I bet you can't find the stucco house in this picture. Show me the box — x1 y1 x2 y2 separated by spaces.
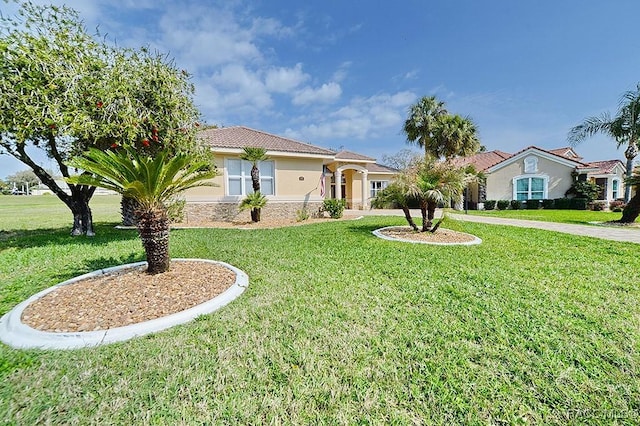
455 146 626 209
184 126 397 221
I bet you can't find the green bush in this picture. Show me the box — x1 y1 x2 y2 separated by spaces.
526 199 540 210
296 208 310 222
497 200 510 210
483 200 496 210
541 199 555 209
554 198 571 209
322 198 346 219
570 198 588 210
510 200 522 210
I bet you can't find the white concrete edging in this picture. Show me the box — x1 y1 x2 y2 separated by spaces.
0 259 248 350
372 226 482 246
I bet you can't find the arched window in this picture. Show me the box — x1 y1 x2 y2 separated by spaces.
524 156 538 173
513 175 548 200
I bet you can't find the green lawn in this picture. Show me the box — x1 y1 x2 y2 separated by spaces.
1 196 640 424
463 207 638 225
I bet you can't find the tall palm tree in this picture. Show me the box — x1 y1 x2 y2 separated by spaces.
432 114 481 160
66 146 216 274
619 165 640 223
240 147 268 221
568 84 640 202
403 96 448 158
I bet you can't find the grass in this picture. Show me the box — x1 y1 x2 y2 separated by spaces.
2 196 640 424
463 207 638 225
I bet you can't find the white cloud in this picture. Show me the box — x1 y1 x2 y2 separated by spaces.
265 63 309 93
292 82 342 105
288 90 416 141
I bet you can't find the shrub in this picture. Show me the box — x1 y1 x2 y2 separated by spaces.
322 198 346 219
565 181 601 202
609 200 626 212
484 200 496 210
296 208 310 222
570 197 588 210
590 201 607 211
526 199 540 210
497 200 510 210
554 198 571 209
541 199 555 209
510 200 522 210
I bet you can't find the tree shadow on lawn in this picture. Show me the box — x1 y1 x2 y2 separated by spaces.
0 222 139 252
49 252 145 284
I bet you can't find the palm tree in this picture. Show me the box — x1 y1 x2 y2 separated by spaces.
66 146 216 274
412 160 466 231
240 147 268 222
568 84 640 203
239 191 268 222
432 114 481 160
240 147 268 192
619 165 640 223
371 171 419 231
403 96 448 158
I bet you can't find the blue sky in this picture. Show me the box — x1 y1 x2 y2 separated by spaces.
2 0 640 179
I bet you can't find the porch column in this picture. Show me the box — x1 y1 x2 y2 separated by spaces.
361 171 368 209
335 170 342 200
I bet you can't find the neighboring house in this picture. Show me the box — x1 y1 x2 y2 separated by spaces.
454 146 626 209
185 126 397 221
30 179 116 196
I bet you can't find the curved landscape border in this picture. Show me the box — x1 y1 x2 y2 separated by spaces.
0 259 248 350
372 226 482 246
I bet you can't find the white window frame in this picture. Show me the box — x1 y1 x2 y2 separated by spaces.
612 178 620 199
512 175 548 201
226 158 275 196
524 156 538 173
370 180 389 198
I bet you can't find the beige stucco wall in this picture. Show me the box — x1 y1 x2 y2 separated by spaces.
184 154 324 201
485 155 573 201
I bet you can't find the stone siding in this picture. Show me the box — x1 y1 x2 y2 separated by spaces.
185 201 325 222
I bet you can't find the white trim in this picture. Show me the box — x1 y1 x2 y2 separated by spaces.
488 147 589 173
512 174 549 200
211 147 334 160
336 164 368 173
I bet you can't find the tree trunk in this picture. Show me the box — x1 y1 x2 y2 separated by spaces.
136 207 170 274
618 193 640 223
121 196 139 226
250 208 261 222
624 143 638 202
420 201 430 232
401 206 418 231
68 188 95 236
251 165 260 192
427 202 437 230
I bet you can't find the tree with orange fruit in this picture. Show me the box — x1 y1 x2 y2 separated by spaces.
0 1 202 236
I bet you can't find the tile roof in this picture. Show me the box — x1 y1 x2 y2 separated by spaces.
587 160 624 174
198 126 336 156
367 163 398 173
549 147 583 160
335 150 376 162
450 150 513 172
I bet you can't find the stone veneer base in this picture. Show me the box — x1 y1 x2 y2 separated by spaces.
185 201 325 222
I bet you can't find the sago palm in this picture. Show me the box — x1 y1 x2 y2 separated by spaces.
239 191 268 222
67 146 216 274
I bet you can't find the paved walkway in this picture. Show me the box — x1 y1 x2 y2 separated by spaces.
344 209 640 244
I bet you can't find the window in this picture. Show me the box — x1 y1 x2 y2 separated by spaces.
226 159 275 196
524 156 538 173
612 179 620 199
370 180 388 198
514 176 546 200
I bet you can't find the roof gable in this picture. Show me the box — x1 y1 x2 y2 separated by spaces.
487 146 591 173
587 160 626 175
198 126 336 156
335 150 376 162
